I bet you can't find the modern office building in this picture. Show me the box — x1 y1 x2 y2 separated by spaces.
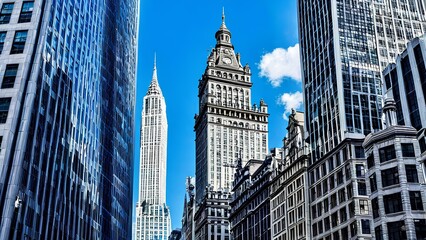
298 0 426 238
194 11 269 203
230 157 274 240
135 59 171 240
0 0 138 239
382 34 426 130
270 110 310 240
363 98 426 239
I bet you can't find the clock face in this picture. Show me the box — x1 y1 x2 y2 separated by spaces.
222 57 232 64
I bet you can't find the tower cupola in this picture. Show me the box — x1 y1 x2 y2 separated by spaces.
215 8 233 48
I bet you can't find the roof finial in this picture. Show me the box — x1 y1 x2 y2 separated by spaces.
222 7 225 24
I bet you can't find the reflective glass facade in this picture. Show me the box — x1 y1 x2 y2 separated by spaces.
0 0 138 239
383 35 426 130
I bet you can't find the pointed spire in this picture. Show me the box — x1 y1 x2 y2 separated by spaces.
147 53 162 95
222 7 225 25
215 7 232 46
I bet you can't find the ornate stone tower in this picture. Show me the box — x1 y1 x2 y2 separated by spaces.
194 11 269 202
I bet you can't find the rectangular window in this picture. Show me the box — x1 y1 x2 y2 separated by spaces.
415 219 426 239
361 219 371 234
360 200 369 215
379 145 396 162
338 189 346 203
381 167 399 187
18 1 33 23
405 165 419 183
375 225 383 240
370 173 377 192
340 207 347 222
0 97 11 123
384 193 403 214
410 191 423 210
330 174 335 189
355 146 365 158
401 143 415 157
0 31 6 54
1 64 18 88
324 216 330 231
341 226 348 239
372 198 379 218
337 170 344 185
0 3 14 24
11 30 27 54
331 212 338 227
388 221 406 240
350 221 357 237
349 201 355 217
358 182 367 195
367 154 375 168
356 164 365 178
345 164 351 180
323 198 329 212
330 193 337 208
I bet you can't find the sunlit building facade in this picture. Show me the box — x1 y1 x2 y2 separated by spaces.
298 0 426 239
363 98 426 240
0 0 138 239
194 11 269 203
135 60 171 240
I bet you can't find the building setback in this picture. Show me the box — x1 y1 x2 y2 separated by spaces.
270 110 310 240
0 0 138 239
298 0 426 239
363 98 426 239
135 59 171 240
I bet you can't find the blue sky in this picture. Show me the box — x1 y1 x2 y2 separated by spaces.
134 0 302 229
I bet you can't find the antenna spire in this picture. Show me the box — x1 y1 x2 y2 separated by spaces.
222 7 225 24
154 52 157 70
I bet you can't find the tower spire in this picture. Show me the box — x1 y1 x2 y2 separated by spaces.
147 53 161 95
222 7 225 25
154 52 157 70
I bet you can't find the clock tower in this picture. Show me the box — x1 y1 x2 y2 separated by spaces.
194 10 269 203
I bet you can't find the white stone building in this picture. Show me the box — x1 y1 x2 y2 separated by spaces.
135 59 171 240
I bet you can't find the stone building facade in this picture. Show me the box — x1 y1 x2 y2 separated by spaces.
363 98 426 239
230 158 274 240
194 11 269 202
135 59 171 240
270 110 310 240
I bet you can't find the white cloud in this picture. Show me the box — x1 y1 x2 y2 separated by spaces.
259 44 301 87
278 91 304 120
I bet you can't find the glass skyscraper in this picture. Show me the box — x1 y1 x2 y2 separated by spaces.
298 0 426 239
0 0 138 239
135 59 171 240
